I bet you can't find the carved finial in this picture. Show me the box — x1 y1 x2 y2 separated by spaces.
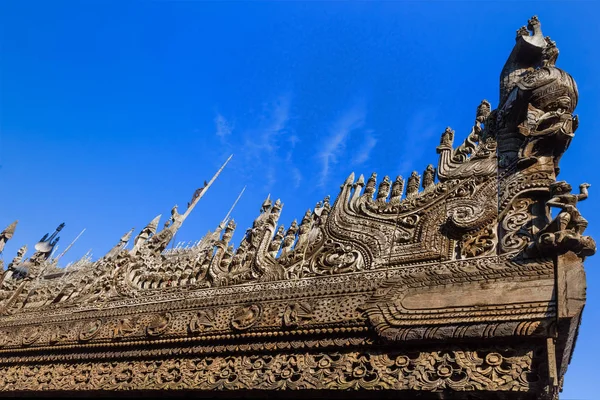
364 173 377 198
132 215 161 254
283 220 299 251
271 199 283 216
406 171 420 198
527 15 541 33
345 172 355 185
376 176 392 202
8 245 27 271
355 174 365 186
0 220 18 254
269 225 286 257
542 36 559 67
476 100 491 124
516 26 529 39
261 195 272 213
422 165 436 189
222 219 236 244
390 176 404 202
104 228 134 260
439 127 455 148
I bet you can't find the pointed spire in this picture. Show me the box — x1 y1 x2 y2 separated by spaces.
132 215 161 254
105 228 134 259
261 194 272 213
183 154 232 218
0 220 18 254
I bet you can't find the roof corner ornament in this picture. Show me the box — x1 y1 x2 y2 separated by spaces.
0 221 18 254
495 16 587 260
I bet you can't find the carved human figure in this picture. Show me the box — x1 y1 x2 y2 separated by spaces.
164 205 180 228
406 171 420 198
390 176 404 202
422 165 435 189
534 181 595 257
377 176 391 202
364 173 377 198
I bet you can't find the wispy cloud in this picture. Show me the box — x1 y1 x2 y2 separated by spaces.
241 94 294 190
215 113 234 138
397 108 440 174
351 129 377 165
317 102 367 187
291 166 302 189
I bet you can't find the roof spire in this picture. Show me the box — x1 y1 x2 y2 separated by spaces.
143 155 233 254
0 220 18 254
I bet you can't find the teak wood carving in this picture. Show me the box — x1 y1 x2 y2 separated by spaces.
0 16 593 399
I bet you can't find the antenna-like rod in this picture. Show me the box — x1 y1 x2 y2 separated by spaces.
221 185 246 226
54 228 86 262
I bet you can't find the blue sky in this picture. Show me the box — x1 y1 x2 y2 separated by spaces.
1 1 600 397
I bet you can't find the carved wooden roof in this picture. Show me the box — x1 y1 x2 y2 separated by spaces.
0 16 593 399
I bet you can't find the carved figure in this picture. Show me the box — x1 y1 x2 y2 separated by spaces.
533 181 595 257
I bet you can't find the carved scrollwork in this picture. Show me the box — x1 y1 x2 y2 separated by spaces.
500 198 534 253
459 226 497 259
0 347 543 392
309 239 365 276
